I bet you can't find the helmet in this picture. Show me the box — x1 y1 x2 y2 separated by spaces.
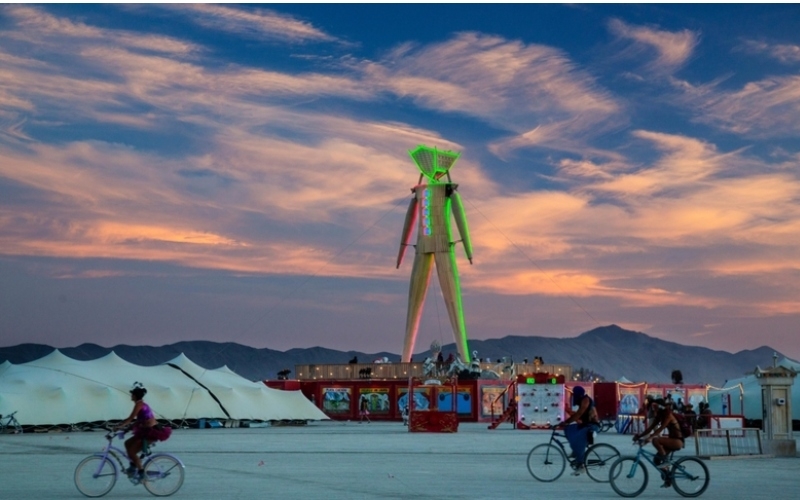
572 386 586 405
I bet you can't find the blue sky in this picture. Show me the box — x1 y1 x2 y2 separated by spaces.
1 4 799 360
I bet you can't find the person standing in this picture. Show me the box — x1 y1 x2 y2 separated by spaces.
359 397 371 424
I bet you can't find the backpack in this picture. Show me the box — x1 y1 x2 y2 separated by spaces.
675 413 693 439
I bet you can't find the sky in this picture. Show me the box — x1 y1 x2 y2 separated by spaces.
1 4 799 360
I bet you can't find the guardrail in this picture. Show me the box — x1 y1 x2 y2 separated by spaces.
693 428 763 457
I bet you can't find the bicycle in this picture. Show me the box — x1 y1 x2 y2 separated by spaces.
74 428 185 497
608 439 710 497
597 417 616 433
0 411 23 434
526 426 620 482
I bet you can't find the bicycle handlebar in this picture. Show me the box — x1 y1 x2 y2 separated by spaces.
103 426 128 440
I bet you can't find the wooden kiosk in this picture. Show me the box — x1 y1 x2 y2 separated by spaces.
407 376 459 433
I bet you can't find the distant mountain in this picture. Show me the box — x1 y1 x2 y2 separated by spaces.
463 325 783 387
0 325 785 386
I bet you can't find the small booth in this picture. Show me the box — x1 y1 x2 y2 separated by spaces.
406 377 459 433
516 373 566 429
754 364 797 456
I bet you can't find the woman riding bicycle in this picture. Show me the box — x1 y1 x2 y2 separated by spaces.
115 383 172 480
633 398 684 487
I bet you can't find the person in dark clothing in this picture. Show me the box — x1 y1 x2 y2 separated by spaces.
557 386 599 475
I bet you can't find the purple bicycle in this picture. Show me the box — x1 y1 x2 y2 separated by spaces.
74 428 184 497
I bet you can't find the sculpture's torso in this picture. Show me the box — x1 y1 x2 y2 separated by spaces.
413 183 456 254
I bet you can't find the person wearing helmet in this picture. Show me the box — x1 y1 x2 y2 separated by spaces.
557 385 599 475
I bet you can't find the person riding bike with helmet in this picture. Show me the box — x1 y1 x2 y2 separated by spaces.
556 386 600 475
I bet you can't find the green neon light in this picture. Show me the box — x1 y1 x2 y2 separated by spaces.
527 377 535 384
409 145 460 182
446 196 469 363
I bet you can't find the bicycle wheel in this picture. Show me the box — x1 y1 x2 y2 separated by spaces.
609 456 648 497
584 443 620 482
671 457 710 497
74 456 117 497
143 454 185 496
526 443 566 482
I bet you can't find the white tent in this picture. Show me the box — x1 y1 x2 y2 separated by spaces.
166 354 330 421
708 357 800 420
0 350 327 426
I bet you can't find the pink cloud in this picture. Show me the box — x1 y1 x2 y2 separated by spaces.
166 4 338 44
608 18 699 71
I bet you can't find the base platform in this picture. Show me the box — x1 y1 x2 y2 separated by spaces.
409 410 459 432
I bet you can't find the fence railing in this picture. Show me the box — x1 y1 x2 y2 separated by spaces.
488 379 517 427
293 362 571 381
693 428 763 457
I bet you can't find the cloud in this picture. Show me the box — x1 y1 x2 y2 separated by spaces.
738 39 800 64
362 32 620 156
607 18 699 72
4 5 198 55
565 130 800 245
680 75 800 137
588 130 729 198
164 4 339 44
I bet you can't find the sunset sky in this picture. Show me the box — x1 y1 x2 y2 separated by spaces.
1 4 799 360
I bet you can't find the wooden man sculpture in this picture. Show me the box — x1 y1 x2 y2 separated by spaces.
396 145 473 363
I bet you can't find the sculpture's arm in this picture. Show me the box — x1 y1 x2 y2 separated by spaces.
396 196 418 268
450 191 473 264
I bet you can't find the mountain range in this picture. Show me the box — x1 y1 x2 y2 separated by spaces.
0 325 785 386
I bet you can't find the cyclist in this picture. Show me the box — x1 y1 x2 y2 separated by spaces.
633 398 684 487
557 386 599 475
115 383 172 480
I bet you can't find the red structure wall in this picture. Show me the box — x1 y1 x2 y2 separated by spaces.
268 378 710 425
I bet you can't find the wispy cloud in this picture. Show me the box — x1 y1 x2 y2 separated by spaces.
607 18 699 73
165 4 340 44
361 32 621 158
4 5 198 55
678 75 800 136
369 32 619 130
738 39 800 64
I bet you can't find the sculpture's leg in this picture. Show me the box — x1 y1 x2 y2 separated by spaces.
402 253 434 362
434 251 470 363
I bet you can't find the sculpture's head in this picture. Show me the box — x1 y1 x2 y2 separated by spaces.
409 145 460 183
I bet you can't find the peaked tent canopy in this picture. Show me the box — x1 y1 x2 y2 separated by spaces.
166 353 328 421
0 350 327 426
